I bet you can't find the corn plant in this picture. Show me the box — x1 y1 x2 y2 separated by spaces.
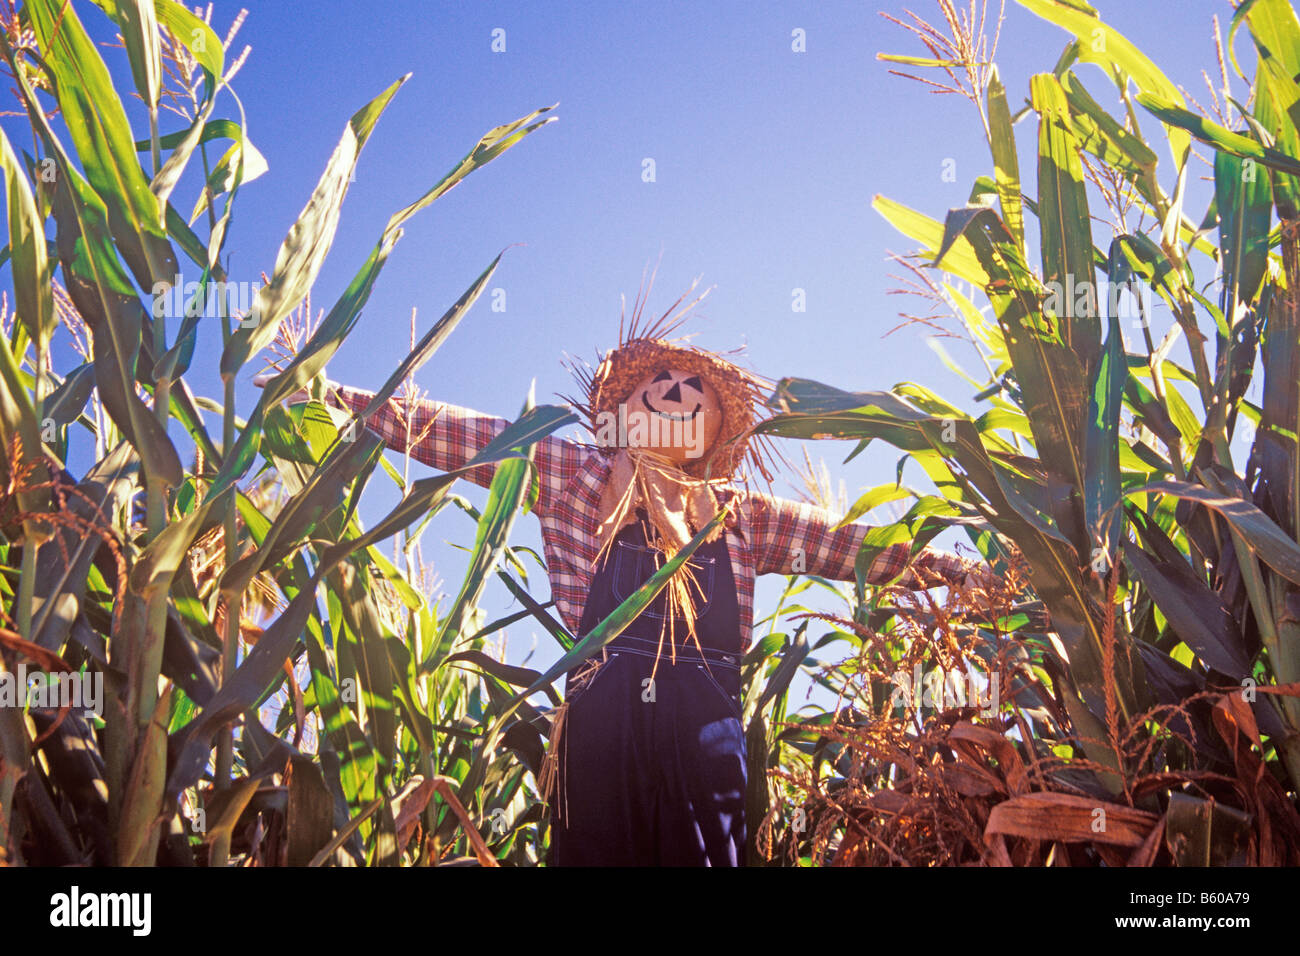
757 0 1300 864
0 0 590 866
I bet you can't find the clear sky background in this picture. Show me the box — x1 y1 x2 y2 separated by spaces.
11 1 1240 701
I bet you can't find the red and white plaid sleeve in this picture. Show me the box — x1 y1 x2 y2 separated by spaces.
327 384 587 514
744 491 981 588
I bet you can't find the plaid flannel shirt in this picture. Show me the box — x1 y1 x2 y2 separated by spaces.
330 386 981 651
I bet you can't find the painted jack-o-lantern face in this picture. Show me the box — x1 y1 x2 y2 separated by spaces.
630 367 723 464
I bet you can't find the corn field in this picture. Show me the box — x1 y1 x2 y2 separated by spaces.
1 0 1300 869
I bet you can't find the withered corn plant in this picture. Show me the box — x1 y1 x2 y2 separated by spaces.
756 0 1300 865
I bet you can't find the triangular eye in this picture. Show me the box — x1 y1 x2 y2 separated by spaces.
682 375 703 392
652 370 673 383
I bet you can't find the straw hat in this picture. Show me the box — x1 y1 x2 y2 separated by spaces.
563 272 776 482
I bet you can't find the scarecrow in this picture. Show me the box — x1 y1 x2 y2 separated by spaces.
265 282 990 866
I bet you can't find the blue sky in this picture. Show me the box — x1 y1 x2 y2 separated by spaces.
11 0 1241 699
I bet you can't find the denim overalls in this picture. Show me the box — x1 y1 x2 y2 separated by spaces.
548 509 747 866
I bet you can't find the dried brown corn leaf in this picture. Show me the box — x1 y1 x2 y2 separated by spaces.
949 721 1029 795
985 792 1157 847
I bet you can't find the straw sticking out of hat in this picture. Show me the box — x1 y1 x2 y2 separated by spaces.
560 266 779 483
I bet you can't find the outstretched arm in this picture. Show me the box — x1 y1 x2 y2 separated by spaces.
327 384 506 479
744 491 983 588
258 377 587 515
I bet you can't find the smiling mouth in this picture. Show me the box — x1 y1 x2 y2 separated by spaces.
641 391 702 422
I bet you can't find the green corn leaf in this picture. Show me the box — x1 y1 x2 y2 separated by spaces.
129 487 232 598
0 128 54 365
165 401 575 793
759 379 966 473
1234 0 1300 216
245 499 381 823
112 0 162 111
132 118 249 154
1214 148 1273 312
877 53 961 68
1133 479 1300 585
495 569 576 651
167 574 323 796
24 0 176 290
213 102 555 501
1016 0 1190 164
1254 56 1300 218
873 195 991 286
42 362 96 435
1083 243 1129 561
220 75 410 380
443 651 562 705
1059 70 1159 207
189 138 269 224
986 65 1025 249
937 205 1089 499
0 323 49 522
383 104 556 231
92 0 224 80
256 101 555 406
1136 93 1300 179
9 38 183 488
1032 72 1101 381
215 429 384 594
435 397 537 662
754 625 810 714
1110 231 1191 319
148 81 219 206
49 179 181 485
157 1 222 77
1123 521 1250 678
328 558 399 776
836 482 917 528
